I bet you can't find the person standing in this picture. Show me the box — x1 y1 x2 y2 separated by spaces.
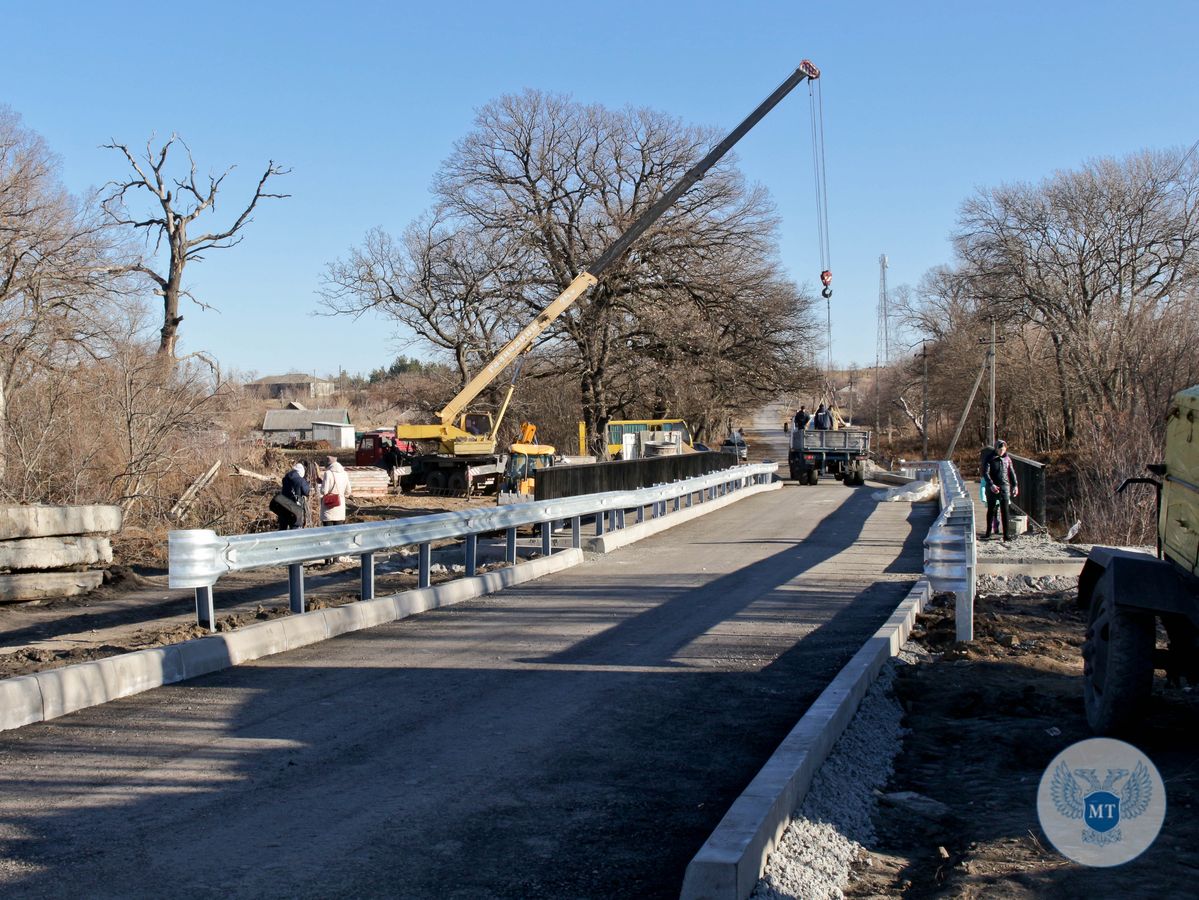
280 462 310 529
320 455 351 524
813 404 833 430
793 406 810 431
984 439 1020 542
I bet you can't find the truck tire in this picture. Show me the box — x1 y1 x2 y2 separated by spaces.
790 465 802 481
447 471 468 494
426 470 447 492
807 469 819 486
1083 570 1156 735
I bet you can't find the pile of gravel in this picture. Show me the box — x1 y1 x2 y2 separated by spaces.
976 573 1078 595
751 661 907 900
974 531 1089 559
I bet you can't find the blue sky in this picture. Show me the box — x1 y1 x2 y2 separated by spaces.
5 1 1197 379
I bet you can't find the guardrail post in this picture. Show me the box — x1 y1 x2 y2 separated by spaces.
419 542 431 588
360 552 375 601
674 495 681 512
595 513 605 536
288 563 305 614
636 505 645 524
464 534 477 577
505 527 517 563
571 516 581 549
195 586 214 631
541 521 553 556
617 509 626 529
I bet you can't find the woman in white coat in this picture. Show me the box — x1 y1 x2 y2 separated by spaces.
319 455 352 525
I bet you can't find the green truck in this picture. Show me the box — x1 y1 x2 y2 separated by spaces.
1078 384 1199 733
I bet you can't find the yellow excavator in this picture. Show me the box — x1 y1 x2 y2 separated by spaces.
395 60 822 496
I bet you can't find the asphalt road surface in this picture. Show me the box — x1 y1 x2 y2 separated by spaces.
0 475 933 899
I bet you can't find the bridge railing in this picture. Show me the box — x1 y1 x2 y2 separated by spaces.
169 462 779 630
923 460 976 641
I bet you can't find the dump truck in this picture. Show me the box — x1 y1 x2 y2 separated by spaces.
1077 383 1199 734
788 427 870 485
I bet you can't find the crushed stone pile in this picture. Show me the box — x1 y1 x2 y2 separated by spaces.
752 661 907 900
976 573 1078 595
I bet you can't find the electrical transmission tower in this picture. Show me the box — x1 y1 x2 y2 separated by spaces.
875 254 892 436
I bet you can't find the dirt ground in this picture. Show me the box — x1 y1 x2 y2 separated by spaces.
847 587 1199 898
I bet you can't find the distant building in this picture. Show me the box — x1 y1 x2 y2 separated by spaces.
247 373 335 400
261 409 351 445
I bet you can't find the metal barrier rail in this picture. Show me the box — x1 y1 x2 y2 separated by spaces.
923 460 977 641
170 463 779 630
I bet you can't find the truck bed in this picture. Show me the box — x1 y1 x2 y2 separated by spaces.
789 429 871 453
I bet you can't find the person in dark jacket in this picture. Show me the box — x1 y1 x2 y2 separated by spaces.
813 404 833 430
276 462 310 530
983 440 1019 541
793 406 810 430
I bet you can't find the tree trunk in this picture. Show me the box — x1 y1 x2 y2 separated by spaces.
1051 332 1076 444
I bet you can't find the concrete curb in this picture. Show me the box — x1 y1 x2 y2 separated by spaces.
582 480 782 554
0 548 583 734
977 560 1085 578
679 578 932 900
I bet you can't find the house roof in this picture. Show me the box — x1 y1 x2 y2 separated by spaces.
262 409 350 431
250 373 333 386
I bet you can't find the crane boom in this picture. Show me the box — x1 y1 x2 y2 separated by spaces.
435 59 821 426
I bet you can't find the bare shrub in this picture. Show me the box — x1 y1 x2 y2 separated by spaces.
1066 411 1163 546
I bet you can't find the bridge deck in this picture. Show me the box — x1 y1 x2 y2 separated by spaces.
0 467 933 898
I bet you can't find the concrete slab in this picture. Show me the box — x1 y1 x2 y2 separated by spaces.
0 535 112 570
0 570 105 603
0 504 122 541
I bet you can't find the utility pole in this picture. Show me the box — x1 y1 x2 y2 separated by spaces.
920 342 929 460
978 317 1005 448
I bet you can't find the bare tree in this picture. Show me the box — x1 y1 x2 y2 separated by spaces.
101 136 289 357
324 90 818 451
953 147 1199 440
0 107 131 482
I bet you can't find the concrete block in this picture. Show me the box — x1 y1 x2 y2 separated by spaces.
0 675 44 732
0 504 122 541
36 661 113 720
278 611 329 651
178 635 236 680
35 647 186 719
216 620 288 665
0 570 105 603
0 535 112 571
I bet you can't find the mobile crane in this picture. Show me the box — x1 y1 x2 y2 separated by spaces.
396 60 823 494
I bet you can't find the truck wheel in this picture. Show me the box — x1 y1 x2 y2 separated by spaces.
426 470 447 492
1083 570 1156 735
807 469 819 486
447 472 468 494
789 466 801 481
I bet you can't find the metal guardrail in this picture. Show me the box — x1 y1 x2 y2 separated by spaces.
170 463 779 631
923 460 976 641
